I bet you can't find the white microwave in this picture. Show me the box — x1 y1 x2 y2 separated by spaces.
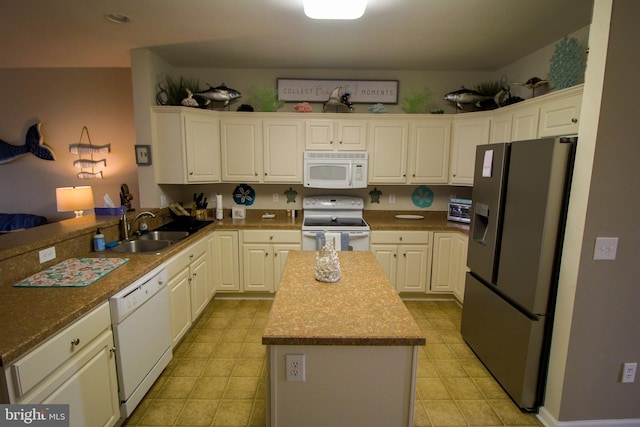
304 152 368 189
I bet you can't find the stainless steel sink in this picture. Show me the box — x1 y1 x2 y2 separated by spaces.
110 239 175 254
138 231 189 242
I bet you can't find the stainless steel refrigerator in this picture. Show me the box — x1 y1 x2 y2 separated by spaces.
461 136 576 411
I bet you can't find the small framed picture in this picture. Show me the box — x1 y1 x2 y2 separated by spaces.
135 145 151 165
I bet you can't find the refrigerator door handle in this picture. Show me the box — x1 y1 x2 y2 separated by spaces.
472 202 490 244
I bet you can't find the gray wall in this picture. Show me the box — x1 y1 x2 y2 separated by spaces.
559 0 640 420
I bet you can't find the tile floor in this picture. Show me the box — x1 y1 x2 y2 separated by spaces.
123 299 542 426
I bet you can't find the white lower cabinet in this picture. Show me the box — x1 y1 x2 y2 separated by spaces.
370 231 432 293
211 230 241 292
2 302 120 427
431 232 468 300
241 230 301 292
167 234 212 347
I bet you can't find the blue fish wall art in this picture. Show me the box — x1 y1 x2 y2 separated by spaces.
0 123 56 164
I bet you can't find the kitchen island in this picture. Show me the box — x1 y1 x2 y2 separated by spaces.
262 251 425 427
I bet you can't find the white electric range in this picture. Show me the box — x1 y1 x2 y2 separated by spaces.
301 195 370 251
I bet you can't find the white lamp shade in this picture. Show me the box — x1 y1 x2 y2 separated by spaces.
56 186 94 215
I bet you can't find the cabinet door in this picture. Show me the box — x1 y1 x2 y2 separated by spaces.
397 245 430 293
184 112 221 182
152 108 185 184
453 234 469 302
305 120 335 150
370 245 398 289
337 120 367 150
242 244 274 292
538 93 581 137
169 267 191 347
273 243 300 291
190 251 209 320
431 233 455 293
221 118 263 182
511 105 540 142
408 119 451 184
450 117 490 185
42 331 120 427
368 121 409 184
212 231 240 292
490 112 512 144
263 119 304 182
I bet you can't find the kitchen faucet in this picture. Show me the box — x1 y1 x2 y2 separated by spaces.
121 211 156 240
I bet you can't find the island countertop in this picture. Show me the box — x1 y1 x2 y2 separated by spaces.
262 251 426 346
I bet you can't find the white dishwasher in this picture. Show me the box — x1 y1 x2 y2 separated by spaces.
109 263 172 419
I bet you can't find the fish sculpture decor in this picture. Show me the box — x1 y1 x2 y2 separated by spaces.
443 87 493 111
195 83 242 110
0 123 56 164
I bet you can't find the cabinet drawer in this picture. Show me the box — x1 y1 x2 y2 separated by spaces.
166 235 209 277
242 230 301 244
10 302 111 398
370 231 431 245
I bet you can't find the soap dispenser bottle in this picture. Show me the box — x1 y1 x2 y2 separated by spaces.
94 228 106 252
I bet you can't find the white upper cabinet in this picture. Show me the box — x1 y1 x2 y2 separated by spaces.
511 105 540 142
490 111 512 144
152 107 221 184
367 120 409 184
538 91 581 137
305 119 367 151
407 117 451 184
220 116 263 182
450 115 490 185
263 119 304 183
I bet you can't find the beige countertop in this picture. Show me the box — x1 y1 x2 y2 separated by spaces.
262 251 426 346
0 208 458 365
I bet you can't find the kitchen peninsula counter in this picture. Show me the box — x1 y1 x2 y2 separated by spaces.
262 251 425 427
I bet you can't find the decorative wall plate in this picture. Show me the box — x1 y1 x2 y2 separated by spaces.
411 185 434 208
233 184 256 206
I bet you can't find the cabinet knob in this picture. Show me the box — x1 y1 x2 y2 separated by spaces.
330 141 334 144
571 118 578 124
403 253 407 257
270 236 274 240
265 252 269 257
255 173 258 176
189 172 194 175
190 254 194 259
399 236 403 241
339 141 343 144
109 347 117 354
265 172 268 176
413 174 416 177
393 254 397 258
193 272 197 277
274 252 278 257
71 338 80 346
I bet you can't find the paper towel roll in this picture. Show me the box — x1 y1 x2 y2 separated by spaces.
216 194 223 220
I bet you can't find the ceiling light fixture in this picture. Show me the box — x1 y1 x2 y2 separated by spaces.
304 0 367 20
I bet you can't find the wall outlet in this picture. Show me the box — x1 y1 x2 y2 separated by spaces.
39 246 56 263
273 193 279 202
285 354 305 381
160 195 168 207
621 362 637 383
388 194 396 203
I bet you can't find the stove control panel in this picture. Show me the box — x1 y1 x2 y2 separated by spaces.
303 196 364 210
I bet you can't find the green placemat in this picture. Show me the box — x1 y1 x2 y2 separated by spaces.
14 257 129 288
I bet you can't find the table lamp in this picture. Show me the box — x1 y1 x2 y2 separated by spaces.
56 186 94 217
